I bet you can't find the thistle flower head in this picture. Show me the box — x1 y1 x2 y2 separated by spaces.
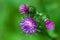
44 19 55 30
19 4 29 14
20 17 37 34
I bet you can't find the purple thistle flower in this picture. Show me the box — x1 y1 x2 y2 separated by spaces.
44 19 55 30
20 17 37 34
19 4 29 14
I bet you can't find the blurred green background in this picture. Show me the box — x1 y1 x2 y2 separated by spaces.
0 0 60 40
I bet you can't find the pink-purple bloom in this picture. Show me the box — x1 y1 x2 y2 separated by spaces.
19 4 29 14
20 17 37 34
44 19 55 30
